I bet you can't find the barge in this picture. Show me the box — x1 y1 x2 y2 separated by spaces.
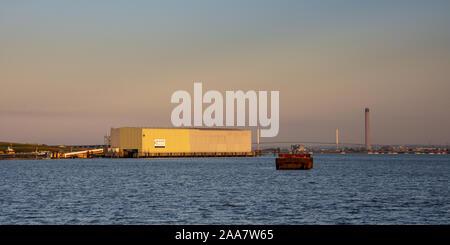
276 154 313 170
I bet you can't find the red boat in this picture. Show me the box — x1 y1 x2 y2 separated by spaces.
276 154 313 170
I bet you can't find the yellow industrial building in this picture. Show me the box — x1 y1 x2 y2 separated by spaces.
109 127 252 157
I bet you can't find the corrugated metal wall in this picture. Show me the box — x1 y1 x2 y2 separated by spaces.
141 128 191 153
189 129 251 153
110 127 142 151
111 128 251 153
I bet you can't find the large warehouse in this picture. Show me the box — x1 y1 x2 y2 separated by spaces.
109 127 252 157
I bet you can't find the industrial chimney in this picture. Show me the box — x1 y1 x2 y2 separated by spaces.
336 128 339 151
365 108 371 151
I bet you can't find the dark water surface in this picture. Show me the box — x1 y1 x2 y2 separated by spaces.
0 154 448 224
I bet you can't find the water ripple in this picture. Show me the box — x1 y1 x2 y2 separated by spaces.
0 154 449 224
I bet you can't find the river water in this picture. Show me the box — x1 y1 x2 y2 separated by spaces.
0 154 448 224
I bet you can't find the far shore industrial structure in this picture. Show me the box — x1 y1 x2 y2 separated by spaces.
107 127 253 157
2 108 449 160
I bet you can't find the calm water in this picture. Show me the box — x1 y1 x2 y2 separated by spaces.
0 154 448 224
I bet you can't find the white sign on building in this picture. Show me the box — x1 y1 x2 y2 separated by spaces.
154 139 166 148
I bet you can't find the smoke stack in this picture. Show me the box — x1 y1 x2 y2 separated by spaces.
365 108 371 150
336 128 339 151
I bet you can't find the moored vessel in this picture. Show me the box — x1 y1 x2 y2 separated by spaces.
276 154 313 170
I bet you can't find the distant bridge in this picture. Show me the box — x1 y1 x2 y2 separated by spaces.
252 141 366 146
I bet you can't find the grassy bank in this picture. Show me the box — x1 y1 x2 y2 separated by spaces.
0 142 73 153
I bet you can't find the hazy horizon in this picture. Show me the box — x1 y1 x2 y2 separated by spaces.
1 0 450 145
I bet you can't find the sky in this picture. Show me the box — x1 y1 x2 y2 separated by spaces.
1 0 450 145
